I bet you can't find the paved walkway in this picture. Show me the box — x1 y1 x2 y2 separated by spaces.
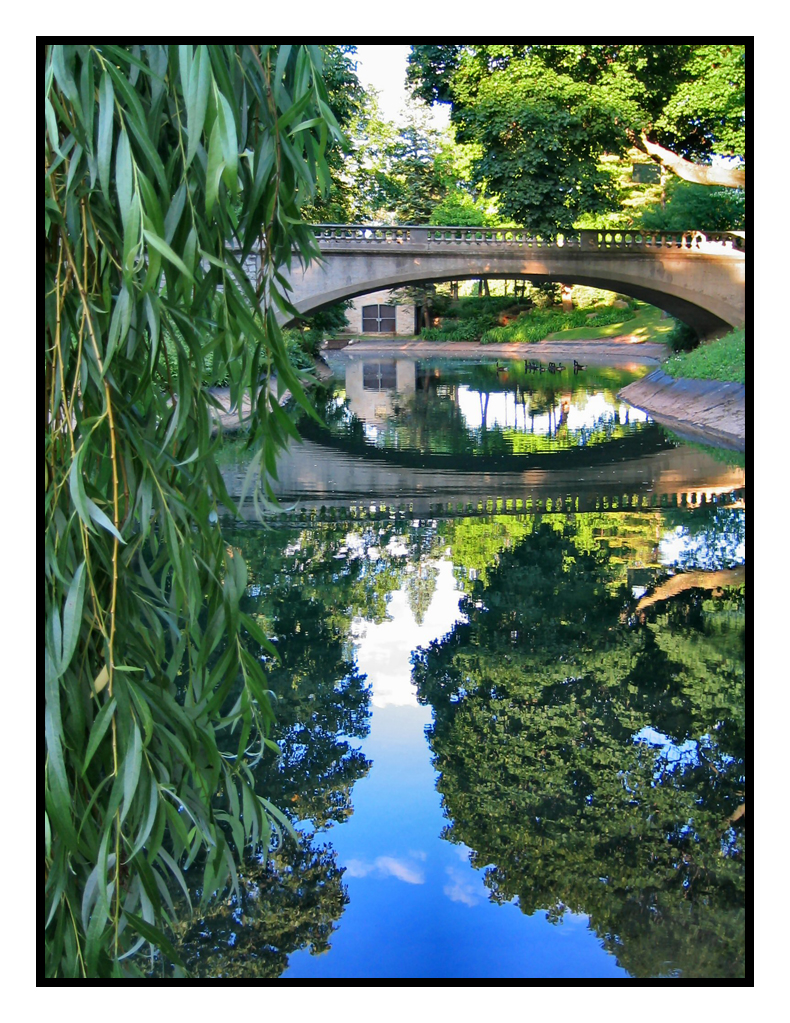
330 334 667 365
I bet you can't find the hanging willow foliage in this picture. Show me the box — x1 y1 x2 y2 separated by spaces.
44 43 341 978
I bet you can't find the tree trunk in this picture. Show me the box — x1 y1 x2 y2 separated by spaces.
640 134 745 189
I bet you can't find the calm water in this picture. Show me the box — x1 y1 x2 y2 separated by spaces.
177 355 746 979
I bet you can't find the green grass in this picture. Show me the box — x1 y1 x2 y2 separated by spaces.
662 328 745 384
544 303 675 342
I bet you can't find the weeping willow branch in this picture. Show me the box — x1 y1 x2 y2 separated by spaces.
44 42 343 980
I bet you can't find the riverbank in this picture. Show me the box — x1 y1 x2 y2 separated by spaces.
617 369 745 453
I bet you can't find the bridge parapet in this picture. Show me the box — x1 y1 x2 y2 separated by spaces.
310 224 745 254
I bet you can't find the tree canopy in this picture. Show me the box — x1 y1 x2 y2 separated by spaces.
407 44 746 234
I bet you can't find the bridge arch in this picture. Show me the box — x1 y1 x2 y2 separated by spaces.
275 226 745 338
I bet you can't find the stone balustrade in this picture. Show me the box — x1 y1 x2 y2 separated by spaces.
309 224 745 253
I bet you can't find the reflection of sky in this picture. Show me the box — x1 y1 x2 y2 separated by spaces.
455 387 648 435
659 520 746 568
633 726 699 774
456 387 523 430
283 551 628 980
354 559 464 708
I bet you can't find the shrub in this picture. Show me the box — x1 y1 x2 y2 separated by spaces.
665 320 700 352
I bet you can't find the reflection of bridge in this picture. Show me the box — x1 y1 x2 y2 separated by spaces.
221 439 745 522
270 226 746 339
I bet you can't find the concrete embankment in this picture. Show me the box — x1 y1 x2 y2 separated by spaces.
617 370 745 452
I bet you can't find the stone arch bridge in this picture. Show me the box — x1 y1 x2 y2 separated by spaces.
268 225 745 338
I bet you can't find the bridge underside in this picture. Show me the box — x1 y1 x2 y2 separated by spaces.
222 439 746 521
283 250 745 338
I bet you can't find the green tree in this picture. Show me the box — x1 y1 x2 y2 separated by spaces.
340 94 493 226
44 44 341 978
347 100 450 224
407 44 746 234
638 178 745 232
429 133 494 225
300 45 366 224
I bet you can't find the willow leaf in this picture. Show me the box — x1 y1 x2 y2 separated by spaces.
120 722 143 825
60 561 86 674
205 118 224 217
215 88 238 194
186 45 211 168
97 72 114 198
115 128 133 234
86 497 125 543
82 697 117 775
142 229 194 281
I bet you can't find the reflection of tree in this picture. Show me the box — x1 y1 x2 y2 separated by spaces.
412 517 746 978
256 586 371 829
233 521 409 629
305 364 657 460
406 562 439 625
440 511 662 594
661 505 745 572
227 519 452 828
171 834 348 978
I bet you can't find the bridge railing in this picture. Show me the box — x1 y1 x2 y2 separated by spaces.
309 225 745 253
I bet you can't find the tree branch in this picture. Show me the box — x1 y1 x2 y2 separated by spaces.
636 566 745 612
641 134 745 189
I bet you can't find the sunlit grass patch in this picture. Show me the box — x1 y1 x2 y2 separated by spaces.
545 303 674 342
662 328 745 384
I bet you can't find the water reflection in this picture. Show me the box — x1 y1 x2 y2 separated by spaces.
220 356 744 518
168 495 745 978
412 515 745 979
169 356 747 979
308 355 657 461
171 837 348 978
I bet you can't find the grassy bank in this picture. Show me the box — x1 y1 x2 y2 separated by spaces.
662 328 745 385
419 295 677 347
544 303 676 343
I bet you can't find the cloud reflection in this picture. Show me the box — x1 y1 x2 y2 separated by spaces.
344 855 425 884
443 864 483 907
